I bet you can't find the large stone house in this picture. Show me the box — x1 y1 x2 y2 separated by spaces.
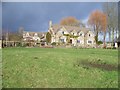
48 21 96 48
22 21 96 48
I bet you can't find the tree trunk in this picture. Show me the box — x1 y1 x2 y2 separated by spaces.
112 28 115 46
108 30 111 42
103 32 106 48
108 26 111 42
95 31 99 48
84 35 86 48
115 28 118 39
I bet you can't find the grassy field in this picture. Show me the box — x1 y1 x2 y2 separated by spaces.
2 47 118 88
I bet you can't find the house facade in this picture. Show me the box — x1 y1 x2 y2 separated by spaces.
23 31 47 46
48 21 96 48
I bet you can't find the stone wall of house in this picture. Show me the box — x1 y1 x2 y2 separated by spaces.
85 31 96 48
77 36 84 45
50 30 96 48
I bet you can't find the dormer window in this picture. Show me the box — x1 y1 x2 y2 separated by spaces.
26 32 29 37
62 31 64 34
80 33 82 36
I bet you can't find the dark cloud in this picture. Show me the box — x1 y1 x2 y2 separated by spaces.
2 2 102 32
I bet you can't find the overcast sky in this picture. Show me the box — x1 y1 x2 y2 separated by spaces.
2 2 103 32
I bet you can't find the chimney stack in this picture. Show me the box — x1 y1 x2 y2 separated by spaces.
49 20 52 28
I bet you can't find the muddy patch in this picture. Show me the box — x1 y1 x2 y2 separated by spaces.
74 59 118 71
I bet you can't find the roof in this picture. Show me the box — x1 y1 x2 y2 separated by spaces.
23 31 47 37
51 24 90 34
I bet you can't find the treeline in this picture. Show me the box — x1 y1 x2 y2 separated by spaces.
2 27 24 41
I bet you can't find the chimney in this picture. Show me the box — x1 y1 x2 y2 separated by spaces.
49 20 52 28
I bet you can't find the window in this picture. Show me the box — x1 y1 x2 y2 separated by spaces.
60 39 64 42
62 31 64 34
77 40 80 43
88 41 92 43
37 39 39 41
73 33 74 35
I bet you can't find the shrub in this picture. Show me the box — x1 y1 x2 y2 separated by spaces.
97 41 103 45
51 42 56 46
16 42 22 47
46 32 51 44
22 43 27 47
57 42 60 46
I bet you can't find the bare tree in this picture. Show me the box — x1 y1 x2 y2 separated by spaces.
102 2 118 44
88 10 107 47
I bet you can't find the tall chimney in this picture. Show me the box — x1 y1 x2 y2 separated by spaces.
49 20 52 28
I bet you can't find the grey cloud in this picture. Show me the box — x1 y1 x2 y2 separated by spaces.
2 2 102 32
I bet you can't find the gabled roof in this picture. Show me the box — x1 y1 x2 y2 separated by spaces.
51 24 90 35
23 31 47 37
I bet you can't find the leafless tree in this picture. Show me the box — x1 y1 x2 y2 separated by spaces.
102 2 118 44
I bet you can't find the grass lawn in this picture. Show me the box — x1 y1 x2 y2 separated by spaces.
2 47 118 88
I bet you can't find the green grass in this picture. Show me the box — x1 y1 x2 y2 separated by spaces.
2 47 118 88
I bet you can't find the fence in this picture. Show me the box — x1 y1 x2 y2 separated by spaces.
2 41 43 47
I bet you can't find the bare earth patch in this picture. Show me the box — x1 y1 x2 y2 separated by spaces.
74 59 118 71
